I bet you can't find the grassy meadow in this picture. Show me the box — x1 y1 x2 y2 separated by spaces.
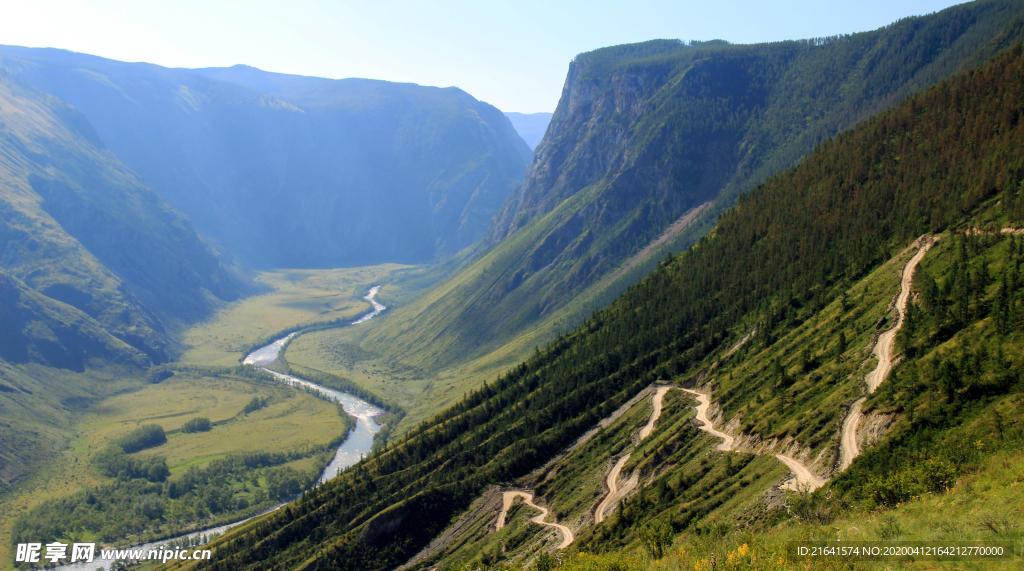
80 369 347 475
0 368 348 569
180 265 413 367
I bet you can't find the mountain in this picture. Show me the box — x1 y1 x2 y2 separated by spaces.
162 40 1024 571
0 68 247 492
0 69 241 363
504 112 553 150
0 51 534 268
360 0 1024 408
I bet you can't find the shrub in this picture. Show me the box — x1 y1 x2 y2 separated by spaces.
115 424 166 453
242 396 268 414
92 445 170 482
181 417 212 433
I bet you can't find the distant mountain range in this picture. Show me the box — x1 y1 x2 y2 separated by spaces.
504 112 553 150
0 50 533 268
0 51 534 492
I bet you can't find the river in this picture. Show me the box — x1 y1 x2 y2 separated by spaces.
51 286 387 571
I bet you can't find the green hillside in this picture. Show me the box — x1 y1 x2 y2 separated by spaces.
0 50 532 268
0 68 243 498
0 70 240 359
355 0 1024 426
162 40 1024 571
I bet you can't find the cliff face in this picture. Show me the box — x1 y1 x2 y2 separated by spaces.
366 0 1024 376
491 0 1024 254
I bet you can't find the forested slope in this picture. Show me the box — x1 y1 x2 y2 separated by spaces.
167 40 1024 571
363 0 1024 397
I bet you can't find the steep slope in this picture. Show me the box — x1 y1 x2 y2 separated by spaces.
0 51 532 267
362 0 1024 395
0 70 240 360
0 70 246 495
0 269 147 370
165 42 1024 571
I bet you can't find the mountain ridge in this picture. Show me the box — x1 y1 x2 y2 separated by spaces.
0 69 242 362
0 48 533 268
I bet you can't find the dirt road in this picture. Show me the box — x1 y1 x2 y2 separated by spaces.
838 398 865 470
865 238 934 393
496 491 574 549
841 236 936 469
594 386 671 523
776 454 828 492
594 454 632 523
681 389 734 451
639 386 671 439
682 389 827 490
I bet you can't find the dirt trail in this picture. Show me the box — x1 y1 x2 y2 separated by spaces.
639 386 671 439
600 203 711 289
594 455 631 523
682 389 826 490
839 398 865 471
776 454 828 492
681 389 734 451
594 386 671 523
840 236 936 469
496 491 574 549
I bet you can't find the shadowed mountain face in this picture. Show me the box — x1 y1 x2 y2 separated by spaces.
0 70 242 365
0 50 533 268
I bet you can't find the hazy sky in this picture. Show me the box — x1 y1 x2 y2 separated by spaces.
2 0 968 113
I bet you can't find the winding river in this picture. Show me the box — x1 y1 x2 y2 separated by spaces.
244 286 386 484
52 287 387 571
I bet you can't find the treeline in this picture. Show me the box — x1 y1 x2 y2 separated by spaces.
184 45 1024 571
181 417 212 433
93 425 171 482
12 445 338 547
116 424 166 453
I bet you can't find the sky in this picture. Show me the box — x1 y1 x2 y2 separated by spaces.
1 0 969 113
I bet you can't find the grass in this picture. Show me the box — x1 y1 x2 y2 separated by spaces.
79 370 347 472
436 449 1024 571
0 369 347 570
179 265 413 367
